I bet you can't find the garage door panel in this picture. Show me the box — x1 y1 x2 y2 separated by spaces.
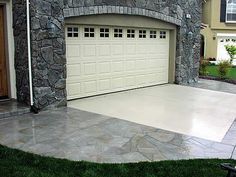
98 61 111 74
125 60 136 71
136 45 147 54
112 61 124 72
98 79 111 91
136 75 148 86
148 59 164 69
97 45 111 56
67 45 80 57
157 45 169 54
67 83 82 99
147 45 158 54
83 45 96 57
66 25 169 99
83 80 97 94
67 64 81 77
111 44 124 55
146 73 158 83
125 44 136 55
136 60 147 70
124 76 136 87
112 77 124 89
83 62 97 75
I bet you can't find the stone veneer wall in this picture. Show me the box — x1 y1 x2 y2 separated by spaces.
30 0 67 109
13 0 30 105
13 0 202 109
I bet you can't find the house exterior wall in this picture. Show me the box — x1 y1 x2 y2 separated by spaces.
210 0 236 30
13 0 202 110
201 0 236 59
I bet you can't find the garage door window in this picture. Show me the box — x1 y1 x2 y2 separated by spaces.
114 29 123 38
220 38 236 43
127 29 135 38
160 31 167 39
100 28 109 38
84 27 95 37
150 30 157 38
139 30 146 38
67 27 79 38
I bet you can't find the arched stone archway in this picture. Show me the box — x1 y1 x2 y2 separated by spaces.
63 6 181 26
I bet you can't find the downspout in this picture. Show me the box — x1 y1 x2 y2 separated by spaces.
26 0 38 113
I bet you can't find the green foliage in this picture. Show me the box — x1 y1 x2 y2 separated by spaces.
225 45 236 62
199 59 210 76
0 145 236 177
218 60 232 79
205 65 236 80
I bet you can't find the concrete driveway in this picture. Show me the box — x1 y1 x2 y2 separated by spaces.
68 84 236 142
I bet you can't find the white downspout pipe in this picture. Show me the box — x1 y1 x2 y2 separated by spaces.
26 0 34 107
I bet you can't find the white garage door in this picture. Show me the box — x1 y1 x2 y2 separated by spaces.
66 25 170 100
217 36 236 60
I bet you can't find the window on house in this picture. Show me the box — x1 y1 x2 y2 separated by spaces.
160 31 167 39
127 29 135 38
100 28 109 38
67 27 79 38
139 30 146 38
150 30 157 38
226 0 236 22
84 27 95 37
114 28 123 38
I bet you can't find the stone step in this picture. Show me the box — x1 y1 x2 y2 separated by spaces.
0 100 30 119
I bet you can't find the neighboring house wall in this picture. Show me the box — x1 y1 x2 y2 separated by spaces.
202 0 211 25
12 0 202 109
201 0 236 59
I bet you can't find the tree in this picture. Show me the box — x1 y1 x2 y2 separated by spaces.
225 45 236 63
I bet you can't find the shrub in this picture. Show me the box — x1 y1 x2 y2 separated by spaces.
208 62 216 66
225 45 236 63
218 60 232 79
199 59 209 76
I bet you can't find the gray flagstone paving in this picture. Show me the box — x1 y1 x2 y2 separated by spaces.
0 107 235 163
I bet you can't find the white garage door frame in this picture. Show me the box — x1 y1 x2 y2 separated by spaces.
65 14 177 100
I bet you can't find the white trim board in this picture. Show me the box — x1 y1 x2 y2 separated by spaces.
217 33 236 37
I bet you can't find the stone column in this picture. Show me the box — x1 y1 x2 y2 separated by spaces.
30 0 67 109
13 0 30 105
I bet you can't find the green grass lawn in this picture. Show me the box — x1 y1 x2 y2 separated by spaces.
206 65 236 80
0 145 236 177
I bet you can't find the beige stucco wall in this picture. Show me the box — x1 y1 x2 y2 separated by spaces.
0 0 16 98
201 26 217 59
203 0 236 30
202 0 211 25
201 0 236 59
211 0 236 30
66 14 177 83
66 14 176 30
